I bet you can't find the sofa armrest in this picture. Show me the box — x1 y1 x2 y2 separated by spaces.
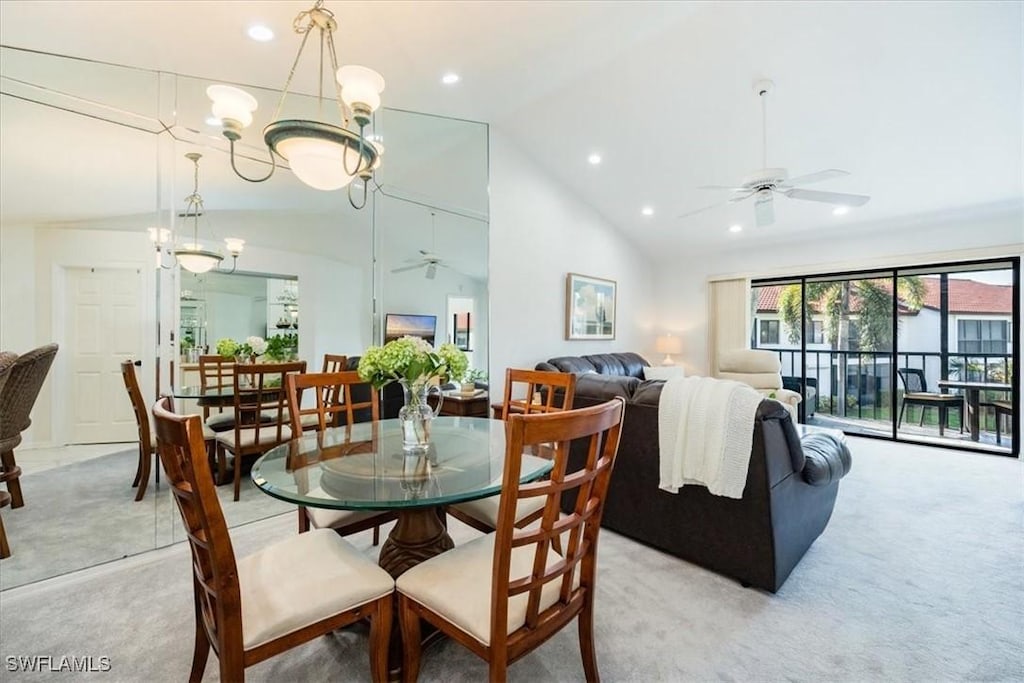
800 432 852 486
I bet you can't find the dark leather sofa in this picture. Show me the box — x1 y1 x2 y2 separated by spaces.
536 352 851 592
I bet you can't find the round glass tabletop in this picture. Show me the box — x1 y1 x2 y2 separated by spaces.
251 417 553 511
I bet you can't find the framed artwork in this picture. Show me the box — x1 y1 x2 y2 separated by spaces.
565 273 616 340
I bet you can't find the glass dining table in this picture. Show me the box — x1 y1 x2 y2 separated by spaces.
251 416 554 578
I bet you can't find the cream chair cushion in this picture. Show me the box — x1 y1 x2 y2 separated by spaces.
304 487 383 529
238 528 393 650
450 494 546 529
396 532 579 646
215 425 292 450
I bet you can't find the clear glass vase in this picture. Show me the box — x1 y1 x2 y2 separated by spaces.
399 380 443 453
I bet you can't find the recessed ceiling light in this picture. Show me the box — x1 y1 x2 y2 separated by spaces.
248 25 274 42
832 206 850 216
641 206 654 216
729 224 743 233
205 116 221 126
587 153 602 165
441 72 460 85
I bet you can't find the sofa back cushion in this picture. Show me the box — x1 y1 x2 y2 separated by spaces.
541 356 599 375
574 373 641 402
581 352 649 378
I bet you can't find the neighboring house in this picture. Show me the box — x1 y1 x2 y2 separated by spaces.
752 277 1013 404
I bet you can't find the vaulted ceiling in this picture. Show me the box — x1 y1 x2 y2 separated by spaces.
1 1 1021 261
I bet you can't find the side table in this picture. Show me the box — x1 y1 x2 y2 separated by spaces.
430 391 490 417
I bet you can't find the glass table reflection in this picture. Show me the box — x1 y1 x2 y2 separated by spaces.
251 417 553 577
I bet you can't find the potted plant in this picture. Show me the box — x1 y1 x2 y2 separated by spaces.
265 333 299 361
460 368 488 395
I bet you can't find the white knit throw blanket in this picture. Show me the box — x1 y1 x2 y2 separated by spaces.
658 376 763 499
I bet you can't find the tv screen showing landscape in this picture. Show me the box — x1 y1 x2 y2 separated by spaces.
384 313 437 345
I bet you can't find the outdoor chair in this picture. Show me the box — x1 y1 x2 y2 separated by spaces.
152 397 394 682
396 397 625 682
896 368 963 437
983 400 1014 445
0 343 59 509
0 351 19 558
446 368 577 534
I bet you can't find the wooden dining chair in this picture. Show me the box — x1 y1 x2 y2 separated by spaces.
396 397 625 682
447 368 577 534
198 355 237 432
0 343 59 509
216 361 306 501
285 371 396 544
152 397 394 683
322 353 349 373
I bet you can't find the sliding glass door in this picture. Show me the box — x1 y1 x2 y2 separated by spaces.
751 257 1019 456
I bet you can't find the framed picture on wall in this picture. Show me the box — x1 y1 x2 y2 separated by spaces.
565 273 616 340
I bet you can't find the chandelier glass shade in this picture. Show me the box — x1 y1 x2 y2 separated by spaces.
170 153 244 274
206 0 384 207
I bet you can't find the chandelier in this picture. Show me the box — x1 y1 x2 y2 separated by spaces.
206 0 384 208
172 153 244 274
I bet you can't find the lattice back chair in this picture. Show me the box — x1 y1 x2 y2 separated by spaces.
896 368 963 437
215 361 306 501
500 368 578 420
286 371 395 543
397 398 625 682
447 368 577 534
0 343 58 509
198 355 237 432
0 351 19 559
152 397 394 683
120 360 160 502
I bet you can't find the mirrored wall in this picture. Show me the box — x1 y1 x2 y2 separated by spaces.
0 46 489 587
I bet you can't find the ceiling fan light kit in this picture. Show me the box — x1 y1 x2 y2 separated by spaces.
679 78 871 228
207 0 384 208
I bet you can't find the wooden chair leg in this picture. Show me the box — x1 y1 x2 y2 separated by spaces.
1 449 24 508
189 587 211 683
372 524 379 546
134 444 152 502
0 511 10 559
578 596 600 682
298 507 310 533
233 451 243 502
131 443 144 487
369 595 392 683
398 595 422 683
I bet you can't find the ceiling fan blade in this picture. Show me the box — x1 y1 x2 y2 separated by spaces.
781 169 849 187
696 185 748 192
754 195 775 227
729 191 756 203
391 263 424 273
676 200 732 220
783 188 870 206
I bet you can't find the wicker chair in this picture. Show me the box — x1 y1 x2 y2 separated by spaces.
0 343 59 509
0 351 19 558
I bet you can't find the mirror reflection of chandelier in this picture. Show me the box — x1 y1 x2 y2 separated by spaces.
172 153 244 274
206 0 384 208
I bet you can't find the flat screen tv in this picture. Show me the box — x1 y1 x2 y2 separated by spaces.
384 313 437 345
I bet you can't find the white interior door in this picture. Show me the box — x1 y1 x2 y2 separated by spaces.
66 266 143 443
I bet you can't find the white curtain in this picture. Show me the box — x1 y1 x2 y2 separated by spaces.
708 278 751 376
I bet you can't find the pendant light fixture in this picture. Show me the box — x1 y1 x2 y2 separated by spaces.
207 0 384 208
173 153 244 274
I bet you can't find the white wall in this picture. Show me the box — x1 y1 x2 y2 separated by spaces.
657 207 1024 377
488 130 657 399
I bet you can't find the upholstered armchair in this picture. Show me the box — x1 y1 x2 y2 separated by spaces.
716 349 802 421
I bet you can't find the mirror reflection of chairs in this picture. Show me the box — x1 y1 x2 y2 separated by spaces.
152 397 394 682
896 368 964 437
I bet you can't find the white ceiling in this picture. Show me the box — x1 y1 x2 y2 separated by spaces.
1 0 1021 261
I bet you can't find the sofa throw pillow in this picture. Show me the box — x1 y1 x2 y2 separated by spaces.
643 365 685 381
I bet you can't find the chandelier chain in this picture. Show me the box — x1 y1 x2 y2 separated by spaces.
271 24 315 123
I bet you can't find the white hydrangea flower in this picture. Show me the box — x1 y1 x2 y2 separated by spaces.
247 336 268 355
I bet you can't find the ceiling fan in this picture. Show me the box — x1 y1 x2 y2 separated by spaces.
678 79 870 228
390 211 456 280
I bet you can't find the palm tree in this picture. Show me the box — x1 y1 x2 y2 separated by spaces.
777 277 925 415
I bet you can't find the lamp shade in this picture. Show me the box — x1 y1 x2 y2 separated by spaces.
174 244 223 274
336 65 385 113
223 237 245 255
207 85 258 128
275 136 362 191
655 335 683 355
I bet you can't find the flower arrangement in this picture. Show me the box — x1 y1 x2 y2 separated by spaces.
216 338 239 357
358 336 468 390
216 336 268 360
462 368 488 384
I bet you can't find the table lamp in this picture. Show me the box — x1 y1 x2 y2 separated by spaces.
655 334 683 366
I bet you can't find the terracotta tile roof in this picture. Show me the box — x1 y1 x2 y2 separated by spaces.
755 278 1012 315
